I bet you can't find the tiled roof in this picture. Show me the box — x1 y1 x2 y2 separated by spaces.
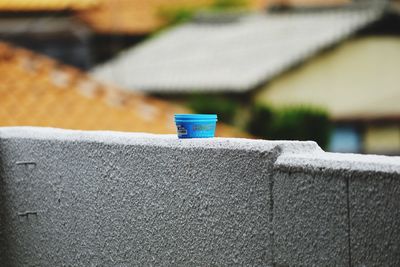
92 3 385 93
77 0 268 34
0 42 247 137
0 0 99 11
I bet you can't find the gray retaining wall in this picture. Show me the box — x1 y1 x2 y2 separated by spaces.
0 127 399 266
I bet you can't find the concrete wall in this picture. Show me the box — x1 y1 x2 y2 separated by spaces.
0 127 399 266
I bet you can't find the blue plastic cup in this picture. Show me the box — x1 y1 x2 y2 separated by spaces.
174 114 218 139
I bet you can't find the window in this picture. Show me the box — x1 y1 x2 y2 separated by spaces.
329 126 361 153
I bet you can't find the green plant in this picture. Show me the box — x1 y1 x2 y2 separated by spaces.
212 0 249 10
247 105 274 138
188 94 238 124
158 0 249 28
158 7 197 26
248 104 332 149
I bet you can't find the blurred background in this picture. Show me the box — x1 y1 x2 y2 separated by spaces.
0 0 399 155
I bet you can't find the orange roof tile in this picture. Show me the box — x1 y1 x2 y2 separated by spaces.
77 0 268 34
0 0 99 11
0 42 248 138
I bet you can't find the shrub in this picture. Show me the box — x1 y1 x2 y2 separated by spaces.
188 94 238 124
158 7 196 26
247 105 274 138
248 105 332 149
212 0 249 10
158 0 249 27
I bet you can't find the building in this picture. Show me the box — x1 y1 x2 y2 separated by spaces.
76 0 269 64
256 36 400 154
0 0 98 69
0 0 268 68
77 0 269 34
0 42 246 138
92 0 400 154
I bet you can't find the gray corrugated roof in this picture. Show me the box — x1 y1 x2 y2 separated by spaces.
92 5 385 93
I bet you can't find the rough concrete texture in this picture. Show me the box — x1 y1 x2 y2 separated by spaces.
1 127 400 266
272 170 349 266
350 174 400 267
274 152 400 266
0 127 317 266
